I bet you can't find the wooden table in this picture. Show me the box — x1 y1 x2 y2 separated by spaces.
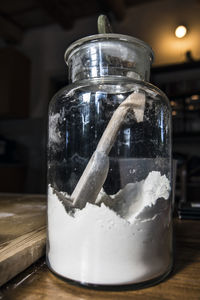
0 197 200 299
0 194 46 286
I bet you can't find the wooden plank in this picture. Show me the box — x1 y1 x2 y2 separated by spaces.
0 194 46 286
0 227 46 287
1 219 200 299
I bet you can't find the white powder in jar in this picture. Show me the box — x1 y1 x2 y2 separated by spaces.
47 171 172 285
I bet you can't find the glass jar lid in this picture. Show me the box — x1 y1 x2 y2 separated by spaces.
65 33 154 82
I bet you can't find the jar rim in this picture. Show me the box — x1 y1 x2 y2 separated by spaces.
64 33 154 65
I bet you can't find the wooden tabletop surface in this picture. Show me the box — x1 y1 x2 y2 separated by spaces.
1 218 200 300
0 194 46 286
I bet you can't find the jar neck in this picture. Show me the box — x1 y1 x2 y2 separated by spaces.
65 34 153 84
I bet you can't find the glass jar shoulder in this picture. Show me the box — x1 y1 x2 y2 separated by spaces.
49 77 171 110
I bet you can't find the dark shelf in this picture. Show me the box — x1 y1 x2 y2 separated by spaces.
151 60 200 74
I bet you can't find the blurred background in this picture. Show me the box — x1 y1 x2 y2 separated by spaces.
0 0 200 207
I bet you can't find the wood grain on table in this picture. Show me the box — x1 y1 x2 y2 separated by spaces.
1 219 200 300
0 194 46 286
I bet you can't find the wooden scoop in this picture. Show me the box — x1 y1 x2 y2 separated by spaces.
71 92 146 209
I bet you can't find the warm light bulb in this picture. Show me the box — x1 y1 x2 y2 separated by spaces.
191 95 199 101
172 111 177 116
175 25 187 38
188 105 194 111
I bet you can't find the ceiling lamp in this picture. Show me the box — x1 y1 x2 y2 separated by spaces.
175 25 187 38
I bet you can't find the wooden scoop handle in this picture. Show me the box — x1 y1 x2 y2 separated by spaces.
96 93 146 154
71 92 145 209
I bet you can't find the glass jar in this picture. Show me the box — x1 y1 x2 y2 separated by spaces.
47 33 172 288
